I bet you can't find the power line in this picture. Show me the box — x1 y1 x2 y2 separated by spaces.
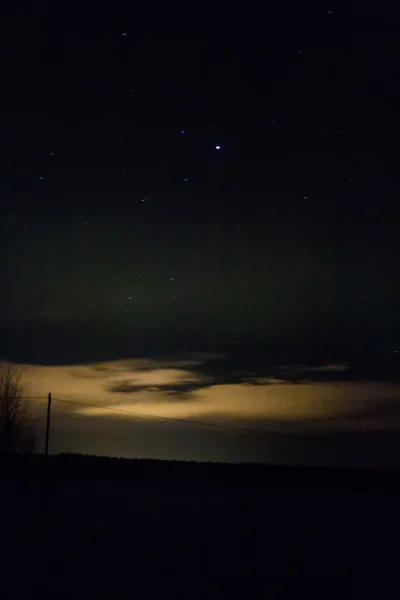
51 396 267 435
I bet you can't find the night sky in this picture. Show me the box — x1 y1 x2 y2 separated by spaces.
0 4 399 464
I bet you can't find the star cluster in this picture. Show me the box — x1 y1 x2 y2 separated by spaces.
0 5 398 363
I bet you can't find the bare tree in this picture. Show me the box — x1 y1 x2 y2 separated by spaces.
0 363 37 454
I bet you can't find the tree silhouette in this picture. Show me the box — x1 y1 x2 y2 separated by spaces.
0 364 37 454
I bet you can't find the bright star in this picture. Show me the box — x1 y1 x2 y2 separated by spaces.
215 145 221 150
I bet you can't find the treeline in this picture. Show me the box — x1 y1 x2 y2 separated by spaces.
1 452 400 492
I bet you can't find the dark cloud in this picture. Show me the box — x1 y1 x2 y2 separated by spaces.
335 396 400 427
242 361 400 386
108 380 209 398
102 356 400 399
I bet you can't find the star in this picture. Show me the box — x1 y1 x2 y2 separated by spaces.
183 178 188 182
141 197 148 202
215 145 221 150
49 152 54 156
170 277 174 281
180 129 185 135
39 176 44 180
128 296 132 300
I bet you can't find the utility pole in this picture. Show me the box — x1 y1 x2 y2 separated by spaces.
45 392 51 456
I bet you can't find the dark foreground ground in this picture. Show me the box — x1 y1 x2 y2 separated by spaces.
1 454 400 599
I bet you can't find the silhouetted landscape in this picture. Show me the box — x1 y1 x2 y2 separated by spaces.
0 453 399 597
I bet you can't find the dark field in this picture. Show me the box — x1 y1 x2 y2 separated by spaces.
1 454 400 598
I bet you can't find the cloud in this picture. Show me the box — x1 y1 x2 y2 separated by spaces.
243 364 351 387
12 354 400 467
69 380 400 440
245 377 291 385
63 354 228 398
17 356 400 433
306 363 349 373
108 367 214 398
331 396 400 431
